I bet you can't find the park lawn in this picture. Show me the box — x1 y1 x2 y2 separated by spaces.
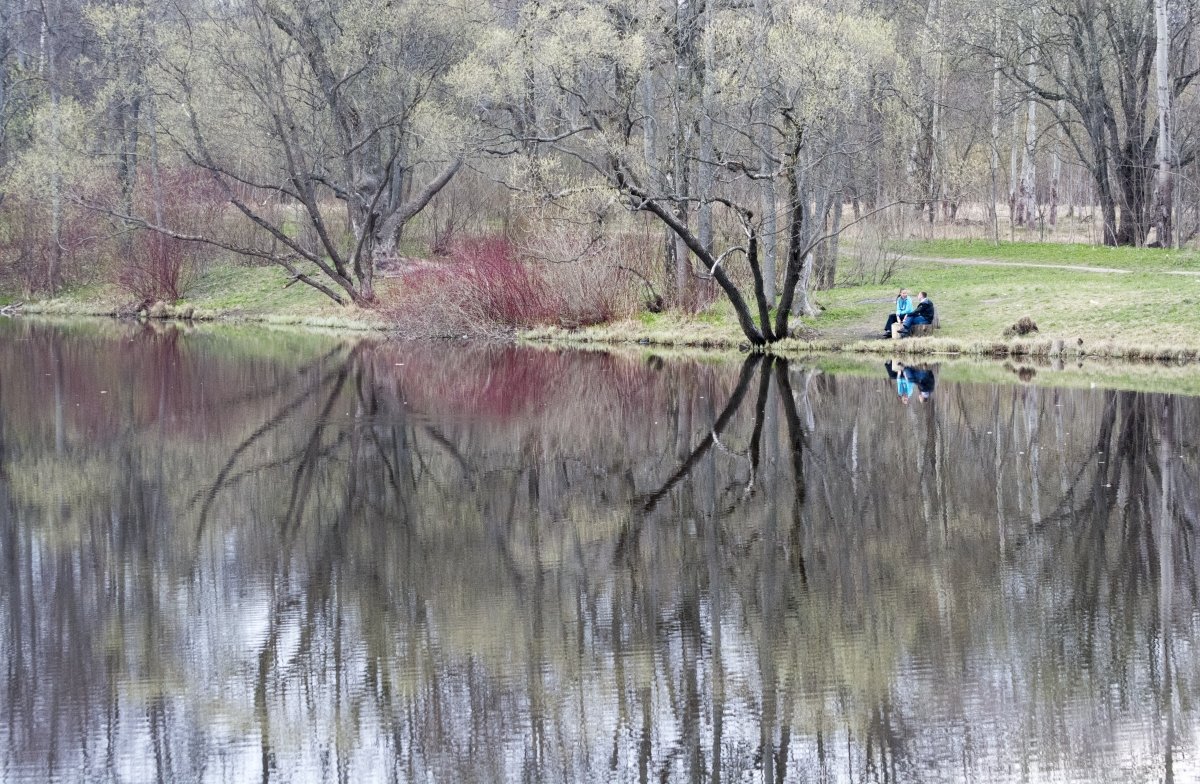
534 252 1200 361
895 238 1200 272
814 258 1200 356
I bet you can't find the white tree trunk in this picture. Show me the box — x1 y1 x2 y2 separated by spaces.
1008 103 1020 230
989 34 1002 243
1018 36 1038 231
1050 99 1063 227
1154 0 1173 246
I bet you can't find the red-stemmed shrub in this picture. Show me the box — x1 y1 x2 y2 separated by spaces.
116 168 224 302
386 232 643 336
389 235 553 336
0 194 104 295
117 231 202 303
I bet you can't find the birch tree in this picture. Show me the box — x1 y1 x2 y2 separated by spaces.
1155 0 1174 245
988 0 1200 246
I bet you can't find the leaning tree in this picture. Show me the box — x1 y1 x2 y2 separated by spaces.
457 0 897 345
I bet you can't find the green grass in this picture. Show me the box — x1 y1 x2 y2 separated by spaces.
811 257 1200 356
896 238 1200 271
528 241 1200 363
9 240 1200 364
15 259 389 331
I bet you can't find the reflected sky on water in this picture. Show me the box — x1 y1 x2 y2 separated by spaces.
0 319 1197 783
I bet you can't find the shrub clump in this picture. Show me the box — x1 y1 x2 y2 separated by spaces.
387 234 638 336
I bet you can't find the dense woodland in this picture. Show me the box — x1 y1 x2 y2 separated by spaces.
1 0 1199 343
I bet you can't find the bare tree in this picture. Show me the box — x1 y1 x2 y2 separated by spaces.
153 0 473 305
465 0 894 344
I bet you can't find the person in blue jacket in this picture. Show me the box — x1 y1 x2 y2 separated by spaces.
883 289 913 337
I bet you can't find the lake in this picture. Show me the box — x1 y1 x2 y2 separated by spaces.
0 319 1196 783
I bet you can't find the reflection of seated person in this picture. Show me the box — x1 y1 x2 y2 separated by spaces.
904 365 936 401
886 361 936 403
899 291 935 337
885 360 914 403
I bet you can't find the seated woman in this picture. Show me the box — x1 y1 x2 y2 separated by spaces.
883 289 913 338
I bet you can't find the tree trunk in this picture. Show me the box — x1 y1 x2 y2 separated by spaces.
1018 39 1038 230
1050 99 1063 227
989 30 1001 243
754 0 777 303
43 5 63 294
697 9 715 261
1008 107 1020 228
1018 104 1036 230
825 195 843 289
1154 0 1173 246
775 137 818 337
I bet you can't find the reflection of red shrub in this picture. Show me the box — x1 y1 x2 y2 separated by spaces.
368 342 717 426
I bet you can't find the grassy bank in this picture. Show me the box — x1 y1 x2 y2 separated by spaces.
5 241 1200 362
8 261 389 331
529 240 1200 362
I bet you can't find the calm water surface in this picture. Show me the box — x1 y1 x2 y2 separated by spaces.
0 319 1197 783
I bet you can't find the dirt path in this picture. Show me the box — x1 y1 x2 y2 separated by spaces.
900 254 1200 277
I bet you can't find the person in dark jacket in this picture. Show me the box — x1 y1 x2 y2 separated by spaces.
899 291 935 336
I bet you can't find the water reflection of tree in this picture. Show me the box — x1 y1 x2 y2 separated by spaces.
1 325 1199 782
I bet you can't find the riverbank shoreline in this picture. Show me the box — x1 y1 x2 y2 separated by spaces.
12 297 389 332
521 323 1200 364
9 291 1199 365
5 240 1199 362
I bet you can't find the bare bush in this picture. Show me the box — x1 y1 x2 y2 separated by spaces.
387 236 557 337
840 219 902 286
386 229 650 336
114 168 224 302
0 195 102 295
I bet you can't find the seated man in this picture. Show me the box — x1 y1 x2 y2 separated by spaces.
899 291 935 337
